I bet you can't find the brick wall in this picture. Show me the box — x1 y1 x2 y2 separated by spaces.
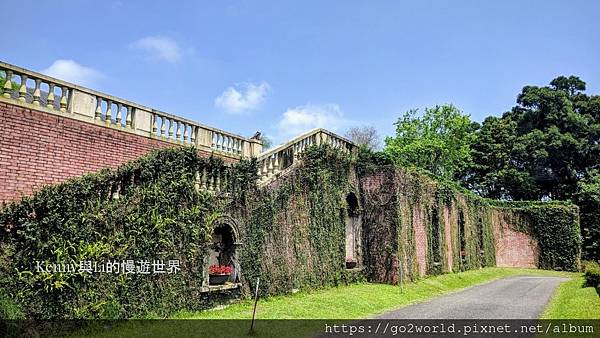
0 102 216 203
491 210 539 268
413 202 428 276
360 169 400 284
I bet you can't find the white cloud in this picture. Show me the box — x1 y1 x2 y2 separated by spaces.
131 36 182 63
215 82 270 114
40 60 102 87
276 103 349 139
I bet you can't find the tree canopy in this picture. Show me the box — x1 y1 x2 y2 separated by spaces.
384 104 476 180
464 75 600 201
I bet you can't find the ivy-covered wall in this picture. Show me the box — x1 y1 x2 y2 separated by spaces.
239 146 365 296
0 145 581 320
357 150 580 284
0 147 257 319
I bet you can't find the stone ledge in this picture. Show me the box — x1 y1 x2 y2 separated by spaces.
198 282 241 293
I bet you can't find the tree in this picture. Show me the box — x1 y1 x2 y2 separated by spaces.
465 75 600 201
460 116 535 199
462 75 600 260
384 104 476 179
345 126 380 150
261 136 273 150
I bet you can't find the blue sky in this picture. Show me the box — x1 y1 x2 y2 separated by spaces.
2 0 599 146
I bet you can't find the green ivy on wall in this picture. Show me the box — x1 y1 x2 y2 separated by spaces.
0 147 257 319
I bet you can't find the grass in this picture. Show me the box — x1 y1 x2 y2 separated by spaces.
64 267 576 338
175 267 572 319
541 276 600 319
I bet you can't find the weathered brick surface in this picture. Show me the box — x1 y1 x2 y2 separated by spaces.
443 206 453 272
491 211 539 268
0 102 217 203
413 203 428 276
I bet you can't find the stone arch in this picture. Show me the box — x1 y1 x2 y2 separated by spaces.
205 215 242 286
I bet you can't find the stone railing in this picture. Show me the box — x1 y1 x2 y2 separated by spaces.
0 61 261 159
256 128 356 184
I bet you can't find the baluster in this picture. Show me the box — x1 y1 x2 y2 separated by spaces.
273 153 280 174
201 167 208 190
215 133 220 150
95 97 102 120
176 121 182 140
183 124 189 142
215 171 221 192
125 106 133 128
194 170 200 192
59 86 68 112
18 74 27 102
151 114 158 133
160 116 166 137
267 155 274 174
221 134 226 151
32 79 41 105
115 103 122 125
190 126 196 144
47 83 55 109
261 159 268 179
222 168 228 192
2 70 12 98
211 132 216 148
293 143 299 161
105 100 113 124
208 171 215 191
168 119 174 138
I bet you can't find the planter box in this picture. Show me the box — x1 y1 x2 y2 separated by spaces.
209 274 230 285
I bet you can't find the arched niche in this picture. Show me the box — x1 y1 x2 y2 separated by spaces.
345 192 362 269
204 216 242 286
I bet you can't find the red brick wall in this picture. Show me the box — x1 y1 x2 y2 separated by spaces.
491 211 539 268
0 102 217 203
413 202 428 276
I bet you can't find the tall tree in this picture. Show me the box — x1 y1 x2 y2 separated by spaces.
466 75 600 201
384 104 476 179
345 126 380 150
463 76 600 261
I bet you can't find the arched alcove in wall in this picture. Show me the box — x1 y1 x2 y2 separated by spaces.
205 216 242 286
345 192 361 268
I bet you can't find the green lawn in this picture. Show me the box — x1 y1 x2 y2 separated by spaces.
175 267 572 320
541 276 600 319
70 267 579 338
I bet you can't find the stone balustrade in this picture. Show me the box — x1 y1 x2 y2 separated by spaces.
0 61 356 189
256 128 356 184
0 61 261 159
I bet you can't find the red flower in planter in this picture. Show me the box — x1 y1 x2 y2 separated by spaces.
209 265 233 275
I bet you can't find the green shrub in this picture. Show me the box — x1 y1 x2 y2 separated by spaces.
583 260 600 294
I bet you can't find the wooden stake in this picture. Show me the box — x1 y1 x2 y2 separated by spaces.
249 277 260 334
